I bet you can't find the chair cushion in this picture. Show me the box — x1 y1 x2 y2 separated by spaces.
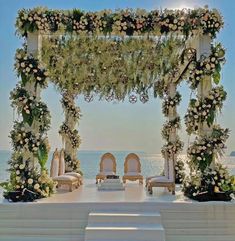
66 172 82 179
97 171 115 176
53 175 77 181
124 172 142 176
150 176 172 183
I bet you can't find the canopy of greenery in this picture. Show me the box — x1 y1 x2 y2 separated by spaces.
42 36 185 100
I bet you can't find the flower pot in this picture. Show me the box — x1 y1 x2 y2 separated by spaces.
4 191 22 202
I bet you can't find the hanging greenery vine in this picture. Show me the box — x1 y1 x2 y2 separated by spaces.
42 36 185 102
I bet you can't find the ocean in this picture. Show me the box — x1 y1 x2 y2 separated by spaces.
0 150 235 182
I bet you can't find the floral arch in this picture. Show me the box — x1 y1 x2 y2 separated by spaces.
2 6 233 202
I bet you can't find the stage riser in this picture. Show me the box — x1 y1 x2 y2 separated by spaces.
0 202 235 241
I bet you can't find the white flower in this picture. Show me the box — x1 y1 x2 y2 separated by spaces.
28 178 33 185
34 183 40 190
19 164 25 169
16 170 20 175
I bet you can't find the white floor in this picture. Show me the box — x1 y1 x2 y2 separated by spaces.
37 179 189 204
1 180 235 241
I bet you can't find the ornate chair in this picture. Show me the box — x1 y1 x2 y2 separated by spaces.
96 153 116 184
59 149 83 186
122 153 143 184
146 158 175 195
50 149 78 192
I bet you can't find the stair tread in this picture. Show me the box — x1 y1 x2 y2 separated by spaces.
86 225 164 231
89 212 161 217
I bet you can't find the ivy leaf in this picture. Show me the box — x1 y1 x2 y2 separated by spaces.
207 109 215 126
212 70 221 85
38 143 48 170
21 73 28 86
22 111 33 126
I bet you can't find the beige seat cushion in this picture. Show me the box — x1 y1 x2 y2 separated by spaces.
53 175 77 181
66 172 82 179
124 172 142 176
150 176 172 183
98 171 115 176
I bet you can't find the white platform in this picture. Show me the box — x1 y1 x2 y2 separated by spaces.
0 179 235 241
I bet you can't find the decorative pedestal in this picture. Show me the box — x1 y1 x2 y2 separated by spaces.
98 178 125 191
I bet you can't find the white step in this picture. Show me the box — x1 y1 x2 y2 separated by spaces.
88 212 162 226
85 211 165 241
85 225 165 241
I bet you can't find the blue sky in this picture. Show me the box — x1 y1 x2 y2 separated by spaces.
0 0 234 154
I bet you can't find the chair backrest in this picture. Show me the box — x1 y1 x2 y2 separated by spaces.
164 159 169 178
59 149 65 175
168 159 175 182
100 153 116 173
50 149 60 178
124 153 141 174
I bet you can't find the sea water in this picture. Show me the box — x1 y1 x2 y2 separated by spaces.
0 150 235 182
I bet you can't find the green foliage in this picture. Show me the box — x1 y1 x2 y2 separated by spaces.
37 143 49 170
42 36 184 100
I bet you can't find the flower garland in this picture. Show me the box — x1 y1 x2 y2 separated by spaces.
187 126 229 172
10 85 51 132
185 86 227 134
60 93 82 174
59 123 81 149
15 49 49 88
64 152 82 175
186 43 225 89
16 7 223 38
161 116 181 140
61 93 81 120
161 138 184 158
162 92 181 117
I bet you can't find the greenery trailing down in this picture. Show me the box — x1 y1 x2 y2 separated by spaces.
42 36 185 101
183 163 235 201
16 7 223 38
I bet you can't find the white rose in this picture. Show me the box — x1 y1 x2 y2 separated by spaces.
28 178 33 185
19 164 25 169
34 183 40 190
16 170 20 175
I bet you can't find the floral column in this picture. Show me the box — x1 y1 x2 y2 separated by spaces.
161 82 183 188
183 36 232 200
59 92 82 174
3 33 54 202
